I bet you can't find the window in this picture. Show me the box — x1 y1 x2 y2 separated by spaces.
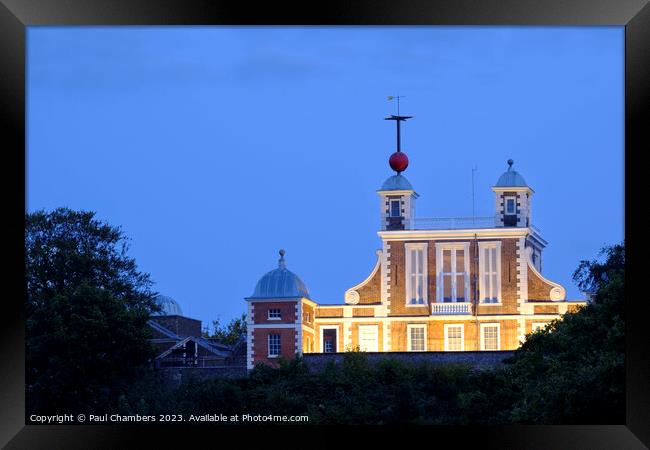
505 196 516 215
268 334 281 357
480 323 500 350
304 312 311 322
358 325 379 352
321 327 338 353
444 324 464 351
532 322 546 333
268 309 281 320
479 242 501 304
407 324 426 351
390 199 401 217
436 243 470 303
405 243 428 305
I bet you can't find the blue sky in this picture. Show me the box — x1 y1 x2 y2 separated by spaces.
27 26 624 329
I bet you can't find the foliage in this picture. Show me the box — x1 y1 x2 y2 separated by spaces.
122 242 624 425
26 208 159 415
203 313 247 345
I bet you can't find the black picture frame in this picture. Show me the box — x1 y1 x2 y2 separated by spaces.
1 0 647 447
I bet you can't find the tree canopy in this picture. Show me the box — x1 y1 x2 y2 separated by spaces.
26 208 159 414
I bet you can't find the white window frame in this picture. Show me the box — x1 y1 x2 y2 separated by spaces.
267 333 281 358
268 308 281 320
320 325 339 353
444 324 465 351
436 242 470 303
479 323 501 351
405 242 428 306
390 199 402 217
407 324 427 352
478 241 502 305
358 324 379 352
505 196 517 215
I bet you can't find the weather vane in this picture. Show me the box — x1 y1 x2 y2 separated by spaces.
385 95 413 153
387 95 405 116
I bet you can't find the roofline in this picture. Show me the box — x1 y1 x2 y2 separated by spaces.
491 186 535 194
378 227 533 240
377 189 419 198
244 296 310 301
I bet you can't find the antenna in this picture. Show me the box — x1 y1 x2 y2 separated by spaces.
471 165 478 223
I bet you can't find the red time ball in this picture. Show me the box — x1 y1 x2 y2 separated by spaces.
389 151 409 173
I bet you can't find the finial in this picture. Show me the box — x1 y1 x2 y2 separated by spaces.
507 159 514 170
278 249 286 268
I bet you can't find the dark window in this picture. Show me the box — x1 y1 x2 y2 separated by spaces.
323 329 337 353
390 200 401 217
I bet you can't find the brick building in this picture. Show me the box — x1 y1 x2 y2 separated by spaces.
245 115 587 370
149 295 246 369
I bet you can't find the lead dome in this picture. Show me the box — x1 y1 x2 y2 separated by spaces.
495 159 528 187
248 250 311 299
153 294 183 316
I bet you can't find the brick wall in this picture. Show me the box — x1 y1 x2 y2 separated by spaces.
316 307 344 318
386 238 520 316
302 302 315 326
355 263 382 304
353 307 375 317
303 351 515 372
150 316 201 338
253 301 297 324
252 328 296 366
534 305 559 314
527 267 555 301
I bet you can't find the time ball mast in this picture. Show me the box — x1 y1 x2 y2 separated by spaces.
384 113 412 174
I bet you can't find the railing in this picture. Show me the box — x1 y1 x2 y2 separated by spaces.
381 215 542 233
410 216 497 230
431 302 472 315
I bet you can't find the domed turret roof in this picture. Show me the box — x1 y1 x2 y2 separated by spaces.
153 294 183 316
379 173 413 191
495 159 528 188
249 250 311 299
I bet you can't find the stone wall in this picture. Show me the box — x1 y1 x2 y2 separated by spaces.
158 367 248 388
302 350 515 372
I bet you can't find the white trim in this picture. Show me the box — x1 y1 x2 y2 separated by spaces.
435 242 470 303
253 324 298 329
407 323 427 351
295 302 302 357
479 323 501 351
319 325 339 353
358 324 379 352
405 242 428 306
267 308 282 320
478 241 502 304
378 228 529 241
443 324 464 351
345 250 382 304
246 302 254 370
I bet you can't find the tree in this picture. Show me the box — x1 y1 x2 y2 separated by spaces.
203 313 247 345
502 242 625 423
26 208 159 414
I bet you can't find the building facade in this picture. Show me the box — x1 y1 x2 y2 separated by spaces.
245 118 586 370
